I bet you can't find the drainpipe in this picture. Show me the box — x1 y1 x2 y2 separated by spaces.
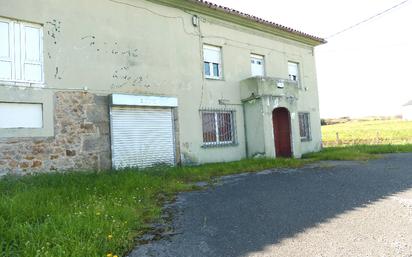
242 102 249 158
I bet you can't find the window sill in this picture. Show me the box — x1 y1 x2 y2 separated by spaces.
201 142 238 149
0 80 45 88
288 79 300 85
301 138 312 142
205 76 224 81
0 127 53 138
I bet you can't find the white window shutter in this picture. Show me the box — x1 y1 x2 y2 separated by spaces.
0 20 14 80
288 62 299 77
21 24 43 82
203 45 221 64
0 103 43 128
251 54 265 76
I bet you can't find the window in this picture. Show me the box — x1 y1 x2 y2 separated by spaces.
0 102 43 128
288 62 299 82
203 45 222 79
201 110 235 145
251 54 265 77
0 18 43 83
298 112 311 141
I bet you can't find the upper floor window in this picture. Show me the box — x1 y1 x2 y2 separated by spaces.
0 18 43 84
251 54 265 77
298 112 311 141
288 61 299 82
201 110 235 146
203 45 222 79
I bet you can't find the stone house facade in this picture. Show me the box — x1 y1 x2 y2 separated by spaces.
0 0 326 174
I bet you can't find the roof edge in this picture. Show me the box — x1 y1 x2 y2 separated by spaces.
145 0 327 46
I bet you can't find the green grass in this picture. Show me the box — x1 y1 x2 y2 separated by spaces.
0 158 305 257
322 119 412 146
303 144 412 161
318 118 412 160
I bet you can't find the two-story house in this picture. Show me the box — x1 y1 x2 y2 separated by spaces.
0 0 326 174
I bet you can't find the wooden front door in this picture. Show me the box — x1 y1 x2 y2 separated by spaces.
272 108 292 157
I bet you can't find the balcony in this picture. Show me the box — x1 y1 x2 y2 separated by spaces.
240 76 299 101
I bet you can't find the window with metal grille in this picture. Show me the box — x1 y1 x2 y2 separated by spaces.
203 44 222 79
201 110 236 146
299 112 311 141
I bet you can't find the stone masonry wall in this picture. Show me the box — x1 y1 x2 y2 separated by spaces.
0 92 111 175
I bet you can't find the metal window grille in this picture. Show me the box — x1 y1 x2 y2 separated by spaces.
299 112 312 141
201 109 237 146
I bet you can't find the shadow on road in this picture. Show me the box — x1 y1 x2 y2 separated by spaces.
131 153 412 257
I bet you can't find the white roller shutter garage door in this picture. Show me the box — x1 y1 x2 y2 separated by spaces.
111 106 176 169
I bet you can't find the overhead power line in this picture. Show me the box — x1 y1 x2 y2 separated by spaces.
326 0 410 39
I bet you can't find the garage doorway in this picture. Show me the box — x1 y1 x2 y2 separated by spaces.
272 107 292 158
109 94 178 169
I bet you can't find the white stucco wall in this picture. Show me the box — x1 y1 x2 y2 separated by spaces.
0 0 323 165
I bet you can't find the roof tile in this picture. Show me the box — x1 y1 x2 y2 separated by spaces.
191 0 326 44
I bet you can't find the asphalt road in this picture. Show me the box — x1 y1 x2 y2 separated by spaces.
130 153 412 257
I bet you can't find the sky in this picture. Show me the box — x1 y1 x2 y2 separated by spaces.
208 0 412 118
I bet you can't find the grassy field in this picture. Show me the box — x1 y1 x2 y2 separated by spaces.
1 119 412 257
322 119 412 146
304 144 412 161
